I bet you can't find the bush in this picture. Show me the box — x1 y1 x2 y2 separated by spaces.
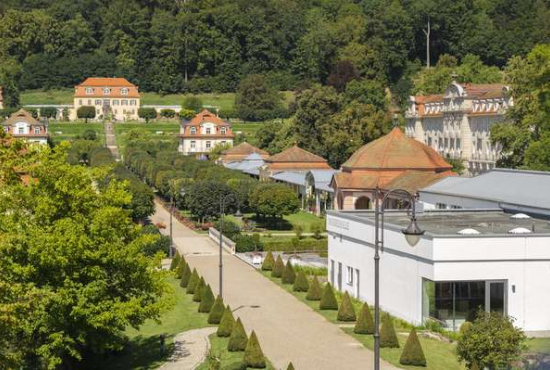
40 106 58 119
77 106 96 123
175 258 186 279
310 222 324 239
354 303 374 334
208 296 225 324
217 305 235 337
271 255 284 278
306 276 322 301
337 292 356 322
399 328 427 366
380 315 400 348
193 277 206 302
228 318 248 352
170 251 180 271
82 129 97 141
281 260 296 285
199 284 215 313
319 283 338 310
235 234 263 253
89 147 115 167
186 268 199 294
138 107 157 123
262 238 327 253
293 224 304 239
261 251 275 271
183 95 203 112
286 363 295 370
214 219 241 240
293 270 309 292
180 263 191 288
243 331 266 369
160 109 176 118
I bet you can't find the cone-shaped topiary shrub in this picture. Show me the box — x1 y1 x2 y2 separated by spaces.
199 284 215 313
243 330 266 368
186 268 199 294
180 263 192 288
193 277 205 302
208 296 225 324
262 251 275 271
228 318 248 352
380 315 400 348
399 328 426 366
354 303 374 334
217 305 235 337
175 258 186 279
282 260 296 285
337 292 356 321
319 283 338 310
293 270 309 292
306 276 322 301
170 251 180 270
286 363 295 370
271 255 284 278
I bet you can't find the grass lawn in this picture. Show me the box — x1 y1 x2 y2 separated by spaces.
49 122 105 144
196 334 275 370
225 211 324 233
527 338 550 355
114 121 180 150
259 271 467 370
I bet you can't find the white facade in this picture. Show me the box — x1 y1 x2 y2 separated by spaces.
327 210 550 335
178 110 234 156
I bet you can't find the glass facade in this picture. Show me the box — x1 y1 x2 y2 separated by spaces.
422 279 506 331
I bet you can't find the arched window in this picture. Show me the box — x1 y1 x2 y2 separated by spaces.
355 196 371 210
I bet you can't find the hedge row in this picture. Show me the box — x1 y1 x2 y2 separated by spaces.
262 238 327 252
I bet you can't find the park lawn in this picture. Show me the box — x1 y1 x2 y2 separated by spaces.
21 88 74 105
259 271 466 370
225 211 324 233
114 121 180 150
196 334 275 370
48 122 104 144
527 338 550 355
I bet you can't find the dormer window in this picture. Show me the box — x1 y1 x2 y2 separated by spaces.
206 128 211 134
121 88 129 95
85 88 94 94
221 127 227 134
34 127 40 134
190 127 197 134
103 88 111 95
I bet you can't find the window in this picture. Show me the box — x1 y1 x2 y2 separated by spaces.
190 127 197 134
103 88 110 95
190 141 196 149
95 100 101 105
79 99 82 105
221 141 226 144
34 127 40 134
121 88 129 95
206 127 211 134
450 138 455 149
346 266 354 285
206 141 211 149
221 127 227 134
456 139 461 149
436 203 448 210
85 88 94 94
114 109 118 114
18 127 24 134
3 127 8 133
477 138 483 152
113 100 119 106
122 100 128 106
427 137 432 147
444 138 449 148
130 100 136 106
87 99 92 105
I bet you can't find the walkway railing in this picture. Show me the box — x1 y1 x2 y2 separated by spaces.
208 228 236 255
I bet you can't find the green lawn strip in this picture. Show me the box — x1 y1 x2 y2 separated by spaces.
21 88 74 105
225 211 323 233
527 338 550 355
48 122 105 144
196 334 275 370
114 121 180 150
259 271 466 370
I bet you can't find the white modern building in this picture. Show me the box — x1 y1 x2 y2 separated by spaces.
327 209 550 335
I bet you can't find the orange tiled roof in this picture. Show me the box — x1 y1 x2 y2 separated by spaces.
77 77 135 87
74 77 140 98
267 145 329 164
186 109 231 127
222 142 268 156
463 83 506 99
342 127 452 171
2 109 44 127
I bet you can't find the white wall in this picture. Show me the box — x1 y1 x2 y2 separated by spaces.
180 138 233 155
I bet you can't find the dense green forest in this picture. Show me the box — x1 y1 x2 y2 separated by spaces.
1 0 550 101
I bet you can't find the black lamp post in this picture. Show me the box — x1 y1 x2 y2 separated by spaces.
373 188 424 370
218 193 240 299
169 184 186 258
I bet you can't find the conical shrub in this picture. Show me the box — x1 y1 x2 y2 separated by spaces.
208 296 225 324
227 318 248 352
354 303 374 334
179 263 192 288
243 330 266 368
286 363 295 370
380 315 400 348
337 292 356 321
170 251 180 270
186 268 199 294
399 328 426 366
293 270 309 292
262 251 275 271
470 363 480 370
175 258 186 279
306 276 322 301
282 260 296 284
319 283 338 310
193 277 205 302
271 255 284 278
217 305 235 337
199 284 215 313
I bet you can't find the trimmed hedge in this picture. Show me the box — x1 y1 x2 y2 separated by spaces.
193 277 205 302
380 315 400 348
306 276 322 301
261 251 275 271
217 305 235 337
354 303 374 334
175 258 186 279
208 296 225 324
199 284 215 313
293 270 309 292
262 238 327 253
170 252 180 270
228 318 248 352
243 330 266 369
399 328 427 366
337 292 356 322
281 260 296 285
319 283 338 310
186 268 199 294
271 255 284 278
287 363 295 370
180 263 191 288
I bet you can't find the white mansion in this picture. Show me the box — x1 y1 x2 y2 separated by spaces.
405 80 513 176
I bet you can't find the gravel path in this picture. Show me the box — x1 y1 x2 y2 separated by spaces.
159 327 217 370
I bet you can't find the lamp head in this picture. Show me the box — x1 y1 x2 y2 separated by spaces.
402 217 425 247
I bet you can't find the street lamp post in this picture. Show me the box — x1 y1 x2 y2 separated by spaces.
169 183 186 259
373 188 424 370
218 193 241 299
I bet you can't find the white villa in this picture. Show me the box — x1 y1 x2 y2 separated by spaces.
178 110 234 156
1 109 49 146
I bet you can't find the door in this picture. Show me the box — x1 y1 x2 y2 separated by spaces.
337 262 342 291
487 281 506 315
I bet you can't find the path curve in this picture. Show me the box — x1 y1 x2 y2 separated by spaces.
159 327 217 370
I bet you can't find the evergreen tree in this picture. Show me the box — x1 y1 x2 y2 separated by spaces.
208 296 225 324
306 276 322 301
193 277 205 302
180 263 192 288
354 303 374 334
271 255 285 278
186 268 199 294
243 330 266 368
262 251 275 271
337 292 356 321
293 270 309 292
319 283 338 310
380 315 400 348
228 318 248 352
198 284 215 313
217 305 235 337
287 363 295 370
175 258 186 279
399 328 427 366
170 251 180 270
282 260 296 284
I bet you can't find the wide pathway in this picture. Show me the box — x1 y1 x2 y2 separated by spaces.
152 201 398 370
159 327 216 370
104 121 120 161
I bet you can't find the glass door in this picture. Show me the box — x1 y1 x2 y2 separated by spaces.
487 281 506 315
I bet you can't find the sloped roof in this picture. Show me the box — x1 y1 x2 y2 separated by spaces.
463 83 506 99
1 109 44 126
226 153 265 171
222 142 268 156
342 127 452 171
385 171 453 193
186 109 230 127
270 171 307 186
267 145 328 164
77 77 136 87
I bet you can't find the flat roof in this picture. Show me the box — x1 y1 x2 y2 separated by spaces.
329 209 550 236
